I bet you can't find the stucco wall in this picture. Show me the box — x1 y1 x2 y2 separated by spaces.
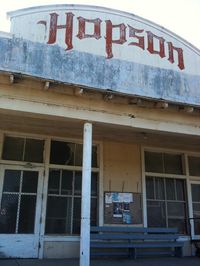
43 241 80 258
103 141 141 193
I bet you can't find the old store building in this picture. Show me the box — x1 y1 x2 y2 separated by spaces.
0 4 200 259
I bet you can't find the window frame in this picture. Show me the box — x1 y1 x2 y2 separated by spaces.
142 147 189 232
1 134 45 166
45 168 99 235
44 138 99 236
188 156 200 177
146 175 188 233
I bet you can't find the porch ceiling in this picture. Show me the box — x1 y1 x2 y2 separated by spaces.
0 110 199 152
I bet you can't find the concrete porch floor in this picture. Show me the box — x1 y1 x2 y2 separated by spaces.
1 257 200 266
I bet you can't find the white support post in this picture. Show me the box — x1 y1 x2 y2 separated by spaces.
79 122 92 266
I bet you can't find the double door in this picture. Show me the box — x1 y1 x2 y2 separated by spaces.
0 165 43 258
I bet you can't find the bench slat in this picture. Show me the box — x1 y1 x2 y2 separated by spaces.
91 233 178 240
91 241 184 248
91 252 129 257
137 250 174 256
91 226 178 234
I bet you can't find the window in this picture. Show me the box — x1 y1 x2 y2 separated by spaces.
145 150 188 234
2 136 44 163
145 151 183 174
188 156 200 177
45 169 98 235
146 177 188 234
50 140 98 167
45 140 98 235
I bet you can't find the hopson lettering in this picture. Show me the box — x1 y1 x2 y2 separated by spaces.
38 12 185 70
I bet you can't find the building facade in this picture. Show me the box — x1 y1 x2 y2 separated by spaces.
0 4 200 259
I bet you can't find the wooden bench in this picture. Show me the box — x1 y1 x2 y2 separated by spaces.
90 226 184 259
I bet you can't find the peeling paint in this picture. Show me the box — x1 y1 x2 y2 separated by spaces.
0 36 199 106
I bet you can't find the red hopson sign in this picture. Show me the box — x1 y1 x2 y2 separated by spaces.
38 12 185 70
5 5 200 106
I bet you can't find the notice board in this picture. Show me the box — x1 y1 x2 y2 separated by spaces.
104 192 142 225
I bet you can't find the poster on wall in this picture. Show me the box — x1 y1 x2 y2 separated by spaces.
105 192 133 204
113 202 123 218
104 192 141 225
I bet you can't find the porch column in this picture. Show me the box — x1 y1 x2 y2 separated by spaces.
79 122 92 266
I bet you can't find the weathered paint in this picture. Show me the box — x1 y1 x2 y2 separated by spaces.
0 235 39 258
0 36 199 107
4 4 200 106
103 142 141 193
43 241 80 258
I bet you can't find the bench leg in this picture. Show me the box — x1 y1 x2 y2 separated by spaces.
129 248 136 259
175 247 183 257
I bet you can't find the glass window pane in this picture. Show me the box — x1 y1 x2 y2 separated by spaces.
145 152 163 173
0 194 18 233
164 154 183 174
176 179 185 201
92 146 98 168
166 179 175 200
73 198 81 234
147 200 166 227
155 178 165 200
147 176 187 234
45 197 72 234
193 203 200 235
74 144 83 166
3 170 21 193
192 184 200 202
193 203 200 217
189 157 200 176
24 139 44 163
48 170 60 194
50 140 74 165
74 171 82 195
2 136 24 161
18 195 36 233
91 172 98 196
146 177 154 199
167 202 186 217
91 198 97 226
62 170 73 195
22 171 38 193
168 219 187 234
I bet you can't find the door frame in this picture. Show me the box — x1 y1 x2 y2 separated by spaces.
0 164 44 258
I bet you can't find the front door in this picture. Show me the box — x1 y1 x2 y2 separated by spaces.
190 182 200 239
0 166 43 258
